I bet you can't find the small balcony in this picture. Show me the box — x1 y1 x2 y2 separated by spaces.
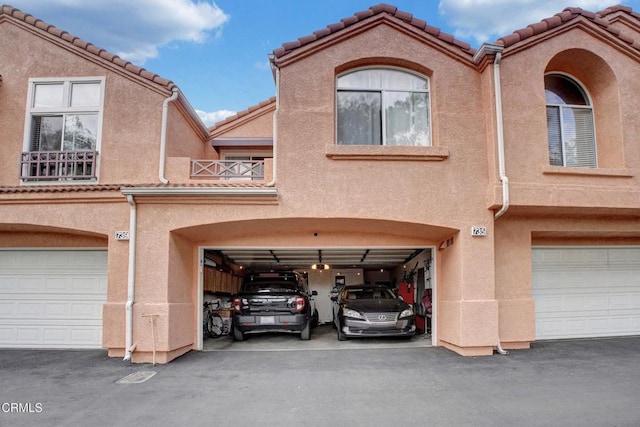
20 151 97 182
190 159 267 180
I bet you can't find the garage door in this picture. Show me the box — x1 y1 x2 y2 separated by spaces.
0 250 107 349
532 247 640 340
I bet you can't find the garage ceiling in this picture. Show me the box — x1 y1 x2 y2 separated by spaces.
210 248 426 270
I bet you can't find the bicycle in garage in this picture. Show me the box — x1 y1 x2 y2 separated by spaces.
203 300 229 338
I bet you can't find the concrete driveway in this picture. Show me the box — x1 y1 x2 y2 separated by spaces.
1 334 639 427
203 323 433 351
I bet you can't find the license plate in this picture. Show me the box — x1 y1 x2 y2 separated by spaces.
260 316 275 325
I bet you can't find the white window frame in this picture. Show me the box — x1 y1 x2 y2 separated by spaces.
336 67 432 147
545 72 597 168
22 76 106 181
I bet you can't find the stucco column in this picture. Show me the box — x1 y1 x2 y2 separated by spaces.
104 203 196 363
494 218 537 346
437 229 499 356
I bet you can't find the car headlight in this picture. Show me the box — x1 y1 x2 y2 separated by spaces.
343 308 364 319
399 308 414 318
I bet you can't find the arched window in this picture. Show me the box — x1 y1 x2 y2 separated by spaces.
336 68 430 146
545 74 596 167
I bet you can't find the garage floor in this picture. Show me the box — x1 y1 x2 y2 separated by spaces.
202 324 432 351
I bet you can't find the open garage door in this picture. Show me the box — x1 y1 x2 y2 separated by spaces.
532 247 640 340
0 250 107 349
202 247 432 327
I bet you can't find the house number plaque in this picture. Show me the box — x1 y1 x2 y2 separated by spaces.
115 231 130 241
471 226 487 237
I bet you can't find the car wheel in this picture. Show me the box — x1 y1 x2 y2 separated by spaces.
311 309 319 328
300 322 311 340
233 325 245 341
207 313 224 337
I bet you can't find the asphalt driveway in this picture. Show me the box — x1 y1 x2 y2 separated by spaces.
1 335 639 427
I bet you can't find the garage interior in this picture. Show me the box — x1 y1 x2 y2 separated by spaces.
201 247 434 347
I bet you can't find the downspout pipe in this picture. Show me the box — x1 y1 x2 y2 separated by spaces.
124 194 137 362
493 50 509 355
474 44 509 355
266 54 279 188
159 88 179 184
491 49 510 221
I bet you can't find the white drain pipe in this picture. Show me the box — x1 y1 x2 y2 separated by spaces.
492 49 509 355
159 88 179 184
492 49 510 221
124 194 138 361
474 44 510 355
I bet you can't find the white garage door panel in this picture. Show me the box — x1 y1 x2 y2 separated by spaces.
533 247 640 340
0 250 107 349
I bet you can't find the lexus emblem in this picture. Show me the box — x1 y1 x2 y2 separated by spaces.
378 314 387 321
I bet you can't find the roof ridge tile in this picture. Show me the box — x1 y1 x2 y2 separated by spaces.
409 17 427 31
497 5 640 52
597 4 636 19
272 3 475 60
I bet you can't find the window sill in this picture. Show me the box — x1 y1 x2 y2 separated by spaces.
326 145 449 161
542 165 634 178
20 179 98 185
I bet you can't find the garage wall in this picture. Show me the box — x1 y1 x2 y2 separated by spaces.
310 268 363 324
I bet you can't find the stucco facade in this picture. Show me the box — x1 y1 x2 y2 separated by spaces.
1 4 639 363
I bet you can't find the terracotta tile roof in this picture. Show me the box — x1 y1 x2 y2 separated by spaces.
210 96 276 131
598 4 640 19
272 3 475 60
125 182 270 189
0 4 175 90
0 184 126 194
496 6 640 51
0 182 270 194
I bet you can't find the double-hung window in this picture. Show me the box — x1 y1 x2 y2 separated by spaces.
337 68 430 146
22 77 104 181
545 74 596 167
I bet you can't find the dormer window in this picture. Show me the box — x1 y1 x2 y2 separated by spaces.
545 74 596 167
336 68 430 146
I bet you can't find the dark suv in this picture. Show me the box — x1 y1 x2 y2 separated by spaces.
232 270 318 341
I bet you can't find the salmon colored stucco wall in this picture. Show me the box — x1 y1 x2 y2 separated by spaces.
211 106 275 139
0 18 209 187
497 26 640 212
0 230 106 247
166 102 209 159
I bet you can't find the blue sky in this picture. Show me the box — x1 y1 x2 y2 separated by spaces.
7 0 640 125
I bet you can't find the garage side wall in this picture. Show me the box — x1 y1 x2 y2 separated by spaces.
494 219 536 345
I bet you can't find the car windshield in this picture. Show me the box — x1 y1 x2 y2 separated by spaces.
242 281 298 293
343 287 395 300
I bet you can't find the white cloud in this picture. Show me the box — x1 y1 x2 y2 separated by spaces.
196 109 236 126
8 0 229 64
438 0 618 44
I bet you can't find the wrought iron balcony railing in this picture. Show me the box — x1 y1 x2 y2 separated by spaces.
190 159 265 180
20 150 97 181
